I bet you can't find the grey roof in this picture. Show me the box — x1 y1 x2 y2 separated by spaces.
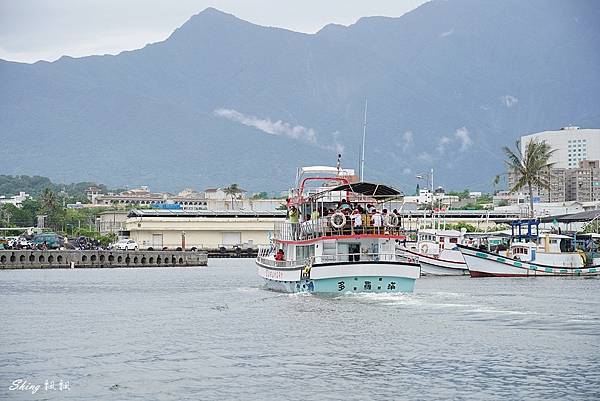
127 209 286 218
539 210 600 223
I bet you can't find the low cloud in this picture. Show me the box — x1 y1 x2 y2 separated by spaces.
436 127 473 153
455 127 472 151
215 108 317 144
436 136 452 153
440 29 454 37
501 94 519 108
215 107 347 154
401 131 413 152
417 152 433 163
330 131 345 154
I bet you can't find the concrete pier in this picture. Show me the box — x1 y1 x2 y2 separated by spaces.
0 249 207 269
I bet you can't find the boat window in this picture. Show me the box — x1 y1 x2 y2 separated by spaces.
449 238 458 243
549 239 557 244
514 247 528 254
296 245 314 261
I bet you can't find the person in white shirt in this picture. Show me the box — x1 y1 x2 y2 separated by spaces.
351 209 363 234
372 210 383 233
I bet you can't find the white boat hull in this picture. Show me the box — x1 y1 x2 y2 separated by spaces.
256 259 420 293
398 248 468 276
458 245 600 277
419 258 468 276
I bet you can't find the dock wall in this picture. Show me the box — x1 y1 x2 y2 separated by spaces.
0 250 207 269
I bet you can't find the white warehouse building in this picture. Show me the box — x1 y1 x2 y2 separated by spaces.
520 126 600 169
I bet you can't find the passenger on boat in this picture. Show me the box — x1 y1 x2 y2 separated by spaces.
382 209 391 234
351 209 363 234
340 199 351 211
372 209 383 233
289 206 300 240
301 214 313 239
392 209 401 231
275 249 284 261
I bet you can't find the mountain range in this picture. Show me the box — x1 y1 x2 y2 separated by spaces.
1 0 599 193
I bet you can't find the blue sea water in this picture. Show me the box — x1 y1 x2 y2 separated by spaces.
1 259 599 400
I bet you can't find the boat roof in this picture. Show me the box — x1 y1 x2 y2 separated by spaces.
297 166 355 176
419 229 462 236
464 231 512 238
540 233 572 239
577 233 600 238
539 210 600 223
309 181 403 201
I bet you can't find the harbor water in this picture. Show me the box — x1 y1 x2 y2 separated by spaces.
1 259 599 400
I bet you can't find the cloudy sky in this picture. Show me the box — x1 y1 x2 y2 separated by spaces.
0 0 427 63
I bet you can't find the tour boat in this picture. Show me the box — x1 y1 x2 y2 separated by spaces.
458 220 600 277
397 229 468 276
256 166 420 293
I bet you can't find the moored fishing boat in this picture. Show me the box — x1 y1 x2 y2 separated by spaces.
458 220 600 277
256 165 420 293
397 229 468 276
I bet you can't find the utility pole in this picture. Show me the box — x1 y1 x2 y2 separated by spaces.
430 168 434 194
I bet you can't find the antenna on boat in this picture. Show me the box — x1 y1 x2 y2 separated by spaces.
359 98 368 181
336 153 342 175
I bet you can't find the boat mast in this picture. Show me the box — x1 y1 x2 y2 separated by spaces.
360 98 368 181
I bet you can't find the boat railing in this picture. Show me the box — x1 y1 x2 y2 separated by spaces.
257 252 400 268
274 216 404 241
312 253 399 263
256 256 304 268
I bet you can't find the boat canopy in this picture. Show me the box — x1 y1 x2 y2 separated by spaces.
539 210 600 223
309 181 403 201
297 166 355 177
577 233 600 238
419 228 463 237
541 233 573 239
464 231 512 238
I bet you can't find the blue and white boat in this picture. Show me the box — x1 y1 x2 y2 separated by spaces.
458 220 600 277
257 165 420 293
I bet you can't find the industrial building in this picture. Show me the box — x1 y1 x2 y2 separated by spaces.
123 209 286 250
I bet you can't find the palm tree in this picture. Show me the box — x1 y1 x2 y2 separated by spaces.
503 139 556 218
222 184 243 209
40 187 57 213
492 174 501 195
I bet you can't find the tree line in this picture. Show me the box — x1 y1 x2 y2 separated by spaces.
0 174 123 199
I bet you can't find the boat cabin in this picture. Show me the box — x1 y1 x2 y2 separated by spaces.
414 229 463 255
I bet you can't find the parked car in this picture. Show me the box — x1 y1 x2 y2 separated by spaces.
32 233 64 249
114 239 138 251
